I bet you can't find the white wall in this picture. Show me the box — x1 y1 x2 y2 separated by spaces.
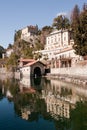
20 77 31 87
20 66 31 77
51 66 87 77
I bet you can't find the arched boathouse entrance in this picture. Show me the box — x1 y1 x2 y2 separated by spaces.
34 67 41 77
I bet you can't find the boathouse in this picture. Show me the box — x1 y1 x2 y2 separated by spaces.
19 58 46 77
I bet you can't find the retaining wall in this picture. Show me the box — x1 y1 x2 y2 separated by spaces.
51 66 87 77
0 68 14 80
50 66 87 87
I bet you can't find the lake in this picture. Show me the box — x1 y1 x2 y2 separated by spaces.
0 77 87 130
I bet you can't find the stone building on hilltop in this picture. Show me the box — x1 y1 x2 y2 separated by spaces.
21 25 38 43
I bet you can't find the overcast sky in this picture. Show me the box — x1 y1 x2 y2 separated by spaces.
0 0 86 48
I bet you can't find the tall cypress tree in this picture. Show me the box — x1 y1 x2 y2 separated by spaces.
72 3 87 57
71 5 80 30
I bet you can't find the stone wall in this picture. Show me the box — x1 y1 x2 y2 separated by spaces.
50 65 87 87
14 72 20 79
51 66 87 77
0 68 14 80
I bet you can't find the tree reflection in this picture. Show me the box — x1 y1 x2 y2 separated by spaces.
70 101 87 130
0 88 3 100
0 79 7 100
14 93 52 122
54 118 71 130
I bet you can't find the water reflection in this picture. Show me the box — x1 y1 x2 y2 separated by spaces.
0 77 87 130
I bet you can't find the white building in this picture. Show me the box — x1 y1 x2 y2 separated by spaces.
37 29 82 68
6 48 13 57
2 48 14 59
45 29 73 50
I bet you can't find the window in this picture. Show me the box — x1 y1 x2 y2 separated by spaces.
64 37 66 41
59 37 60 41
55 36 56 42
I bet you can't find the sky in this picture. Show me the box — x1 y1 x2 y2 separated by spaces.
0 0 86 48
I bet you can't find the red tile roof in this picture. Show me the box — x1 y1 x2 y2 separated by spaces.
24 60 46 67
24 60 37 66
20 58 35 62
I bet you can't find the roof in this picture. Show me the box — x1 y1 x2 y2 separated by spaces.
19 58 35 62
54 46 73 55
24 60 46 67
47 29 69 37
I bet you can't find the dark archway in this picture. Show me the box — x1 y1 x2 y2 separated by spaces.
34 67 41 77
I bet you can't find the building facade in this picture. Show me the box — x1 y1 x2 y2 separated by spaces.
38 29 82 68
45 29 73 50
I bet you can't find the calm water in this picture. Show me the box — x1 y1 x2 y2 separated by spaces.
0 77 87 130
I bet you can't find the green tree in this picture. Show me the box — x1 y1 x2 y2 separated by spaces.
6 53 19 70
14 30 21 42
70 101 87 130
42 26 52 32
7 44 13 49
0 45 4 58
43 54 48 61
72 3 87 56
35 41 44 50
71 4 80 30
34 52 42 60
52 15 70 30
39 26 53 45
22 46 33 58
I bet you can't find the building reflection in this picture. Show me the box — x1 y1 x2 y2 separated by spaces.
19 77 44 93
20 77 31 88
21 106 34 120
19 77 36 93
18 77 87 121
42 80 73 119
43 79 87 119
